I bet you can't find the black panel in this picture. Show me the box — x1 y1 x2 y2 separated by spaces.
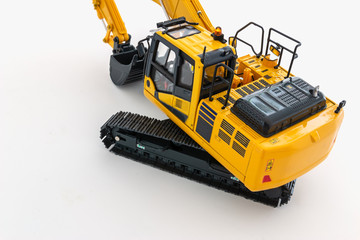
174 86 192 101
199 110 214 125
202 102 217 116
263 75 272 80
231 77 327 137
172 107 188 122
196 116 213 142
198 46 236 67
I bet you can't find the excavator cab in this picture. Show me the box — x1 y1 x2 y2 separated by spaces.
143 22 198 124
142 18 238 131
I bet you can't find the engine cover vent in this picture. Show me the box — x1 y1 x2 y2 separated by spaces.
231 77 327 137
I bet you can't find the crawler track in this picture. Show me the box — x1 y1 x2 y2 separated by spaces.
100 111 295 207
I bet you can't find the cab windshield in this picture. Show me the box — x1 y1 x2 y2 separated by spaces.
167 25 200 39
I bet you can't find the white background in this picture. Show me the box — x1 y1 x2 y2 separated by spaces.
1 0 359 239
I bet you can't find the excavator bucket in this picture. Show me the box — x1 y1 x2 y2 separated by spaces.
109 38 148 86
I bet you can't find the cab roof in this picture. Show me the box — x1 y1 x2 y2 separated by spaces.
157 24 231 62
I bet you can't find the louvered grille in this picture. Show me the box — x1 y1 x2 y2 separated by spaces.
260 79 270 86
235 131 250 148
232 141 246 157
254 82 265 89
236 89 247 97
218 129 231 145
221 120 235 135
248 84 258 91
242 86 253 94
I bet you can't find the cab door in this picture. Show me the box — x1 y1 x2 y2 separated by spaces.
172 53 195 124
149 40 178 109
148 37 196 126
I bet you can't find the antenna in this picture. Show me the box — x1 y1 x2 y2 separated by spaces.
201 46 207 64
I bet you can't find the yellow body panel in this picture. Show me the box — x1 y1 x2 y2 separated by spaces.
146 84 344 191
246 101 344 190
144 27 344 191
173 96 191 116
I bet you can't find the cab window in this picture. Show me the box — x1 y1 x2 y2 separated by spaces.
167 25 200 39
153 71 174 93
151 41 177 93
177 59 194 90
203 62 226 87
155 42 176 74
200 62 232 100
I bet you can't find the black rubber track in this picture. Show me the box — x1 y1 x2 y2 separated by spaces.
100 111 296 207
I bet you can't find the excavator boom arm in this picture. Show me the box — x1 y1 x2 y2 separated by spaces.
93 0 215 48
152 0 215 32
93 0 129 47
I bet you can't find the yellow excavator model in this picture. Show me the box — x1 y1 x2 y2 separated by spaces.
93 0 345 206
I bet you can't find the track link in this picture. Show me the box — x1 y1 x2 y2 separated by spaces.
100 111 295 207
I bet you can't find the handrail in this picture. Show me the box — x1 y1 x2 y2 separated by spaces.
230 22 265 58
265 28 301 78
209 63 235 109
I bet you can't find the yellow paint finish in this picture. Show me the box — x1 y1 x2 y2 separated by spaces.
245 100 344 191
173 96 190 116
183 65 202 130
158 92 173 107
159 26 230 59
237 55 292 84
144 76 156 96
207 107 253 175
151 28 232 131
145 89 246 182
145 32 345 190
92 0 129 46
198 95 344 191
270 45 280 56
94 0 345 193
262 55 278 68
242 68 253 85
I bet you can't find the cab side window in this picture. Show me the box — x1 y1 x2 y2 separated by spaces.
178 59 194 90
153 71 173 92
152 42 177 93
